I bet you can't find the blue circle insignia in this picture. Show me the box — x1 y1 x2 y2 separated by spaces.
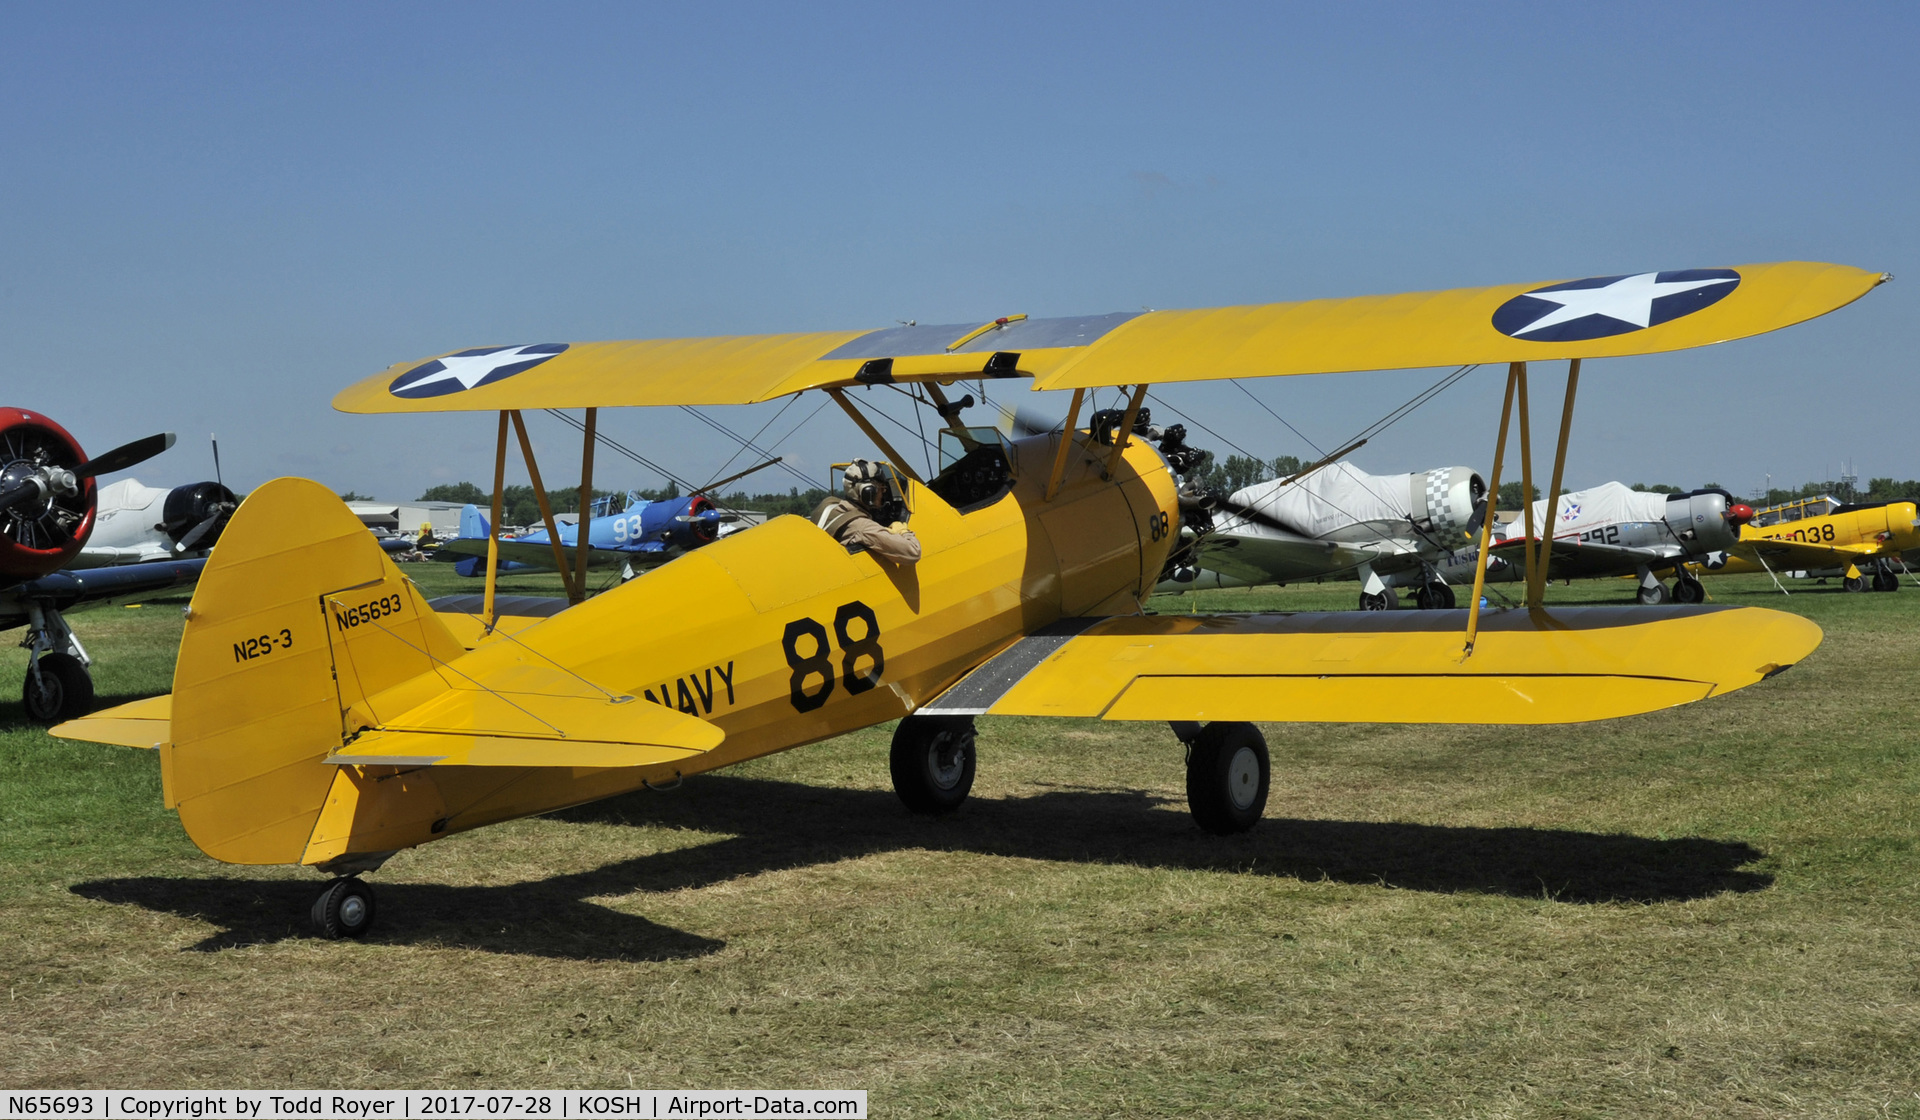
1490 269 1741 343
388 343 570 399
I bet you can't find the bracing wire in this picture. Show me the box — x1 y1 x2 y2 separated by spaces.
1149 363 1485 577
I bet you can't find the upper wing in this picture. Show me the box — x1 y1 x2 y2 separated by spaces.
1489 537 1680 580
919 606 1818 726
332 262 1884 413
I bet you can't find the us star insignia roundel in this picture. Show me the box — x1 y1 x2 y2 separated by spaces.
1491 269 1741 343
388 343 570 399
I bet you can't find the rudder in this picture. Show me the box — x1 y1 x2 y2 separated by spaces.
167 477 466 865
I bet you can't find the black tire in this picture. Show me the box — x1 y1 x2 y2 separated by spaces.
890 715 976 814
1359 590 1395 611
22 652 93 723
1637 582 1671 605
310 877 375 940
1843 574 1868 593
1414 582 1456 610
1873 568 1900 592
1185 722 1269 835
1673 575 1705 604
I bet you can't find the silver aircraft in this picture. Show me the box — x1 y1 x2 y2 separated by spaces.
1159 460 1487 610
1441 482 1754 604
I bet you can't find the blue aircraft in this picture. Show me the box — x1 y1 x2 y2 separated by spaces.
438 491 736 578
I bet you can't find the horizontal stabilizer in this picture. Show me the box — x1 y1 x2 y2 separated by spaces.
51 694 171 750
334 659 724 767
330 730 712 769
921 605 1819 725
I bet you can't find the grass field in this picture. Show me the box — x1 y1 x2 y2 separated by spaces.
2 563 1916 1117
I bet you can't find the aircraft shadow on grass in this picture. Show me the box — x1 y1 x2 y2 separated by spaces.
71 774 1770 960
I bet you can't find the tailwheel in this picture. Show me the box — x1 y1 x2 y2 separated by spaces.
1414 581 1456 610
1184 721 1269 835
22 651 92 723
1673 574 1706 604
310 877 376 940
890 715 976 814
1358 589 1397 611
1637 582 1671 605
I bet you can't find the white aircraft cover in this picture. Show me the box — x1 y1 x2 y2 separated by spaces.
1230 462 1413 539
1530 482 1669 539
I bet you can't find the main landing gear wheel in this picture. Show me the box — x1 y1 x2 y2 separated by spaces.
310 877 375 940
1843 574 1868 593
1637 582 1671 606
1414 582 1456 610
1673 574 1706 604
1185 722 1269 835
22 652 92 723
1873 568 1901 592
890 715 977 814
1359 589 1397 611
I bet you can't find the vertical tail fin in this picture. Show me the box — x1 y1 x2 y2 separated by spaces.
167 477 467 865
459 502 490 539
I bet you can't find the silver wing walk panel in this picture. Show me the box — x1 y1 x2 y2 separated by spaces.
919 616 1107 716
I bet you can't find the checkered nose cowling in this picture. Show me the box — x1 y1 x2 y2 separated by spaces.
1415 466 1486 541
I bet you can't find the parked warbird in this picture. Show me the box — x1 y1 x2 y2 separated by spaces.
0 410 197 720
1697 498 1920 592
56 262 1884 938
1446 482 1756 605
1158 459 1486 610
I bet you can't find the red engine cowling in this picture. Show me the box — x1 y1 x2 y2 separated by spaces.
0 408 96 580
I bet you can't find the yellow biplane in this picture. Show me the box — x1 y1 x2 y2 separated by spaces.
55 262 1884 938
1702 498 1920 591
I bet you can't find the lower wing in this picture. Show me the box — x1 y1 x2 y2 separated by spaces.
920 605 1817 725
1737 538 1881 570
1490 537 1681 580
1190 530 1385 584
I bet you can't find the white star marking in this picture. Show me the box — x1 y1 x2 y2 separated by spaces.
401 345 553 393
1510 272 1737 337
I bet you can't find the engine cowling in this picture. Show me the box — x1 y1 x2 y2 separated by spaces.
1663 488 1743 552
1410 466 1487 543
0 408 96 580
640 494 721 551
161 480 240 551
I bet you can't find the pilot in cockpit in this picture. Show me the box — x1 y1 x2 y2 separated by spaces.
813 458 921 564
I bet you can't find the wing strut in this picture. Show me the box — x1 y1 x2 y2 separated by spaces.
483 411 510 632
1044 388 1087 501
1463 364 1520 656
1516 364 1539 599
572 407 597 606
825 388 925 484
1530 359 1581 606
1102 384 1150 480
509 410 583 605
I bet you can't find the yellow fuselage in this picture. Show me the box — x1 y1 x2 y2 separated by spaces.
305 431 1178 861
1707 501 1920 576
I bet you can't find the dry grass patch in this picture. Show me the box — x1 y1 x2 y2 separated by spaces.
0 572 1917 1116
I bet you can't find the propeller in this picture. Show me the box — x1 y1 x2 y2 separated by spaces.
0 431 176 516
173 506 231 552
998 405 1061 438
75 432 175 478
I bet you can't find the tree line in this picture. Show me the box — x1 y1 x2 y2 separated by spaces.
398 468 1920 530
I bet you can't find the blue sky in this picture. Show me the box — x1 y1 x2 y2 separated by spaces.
2 2 1913 501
